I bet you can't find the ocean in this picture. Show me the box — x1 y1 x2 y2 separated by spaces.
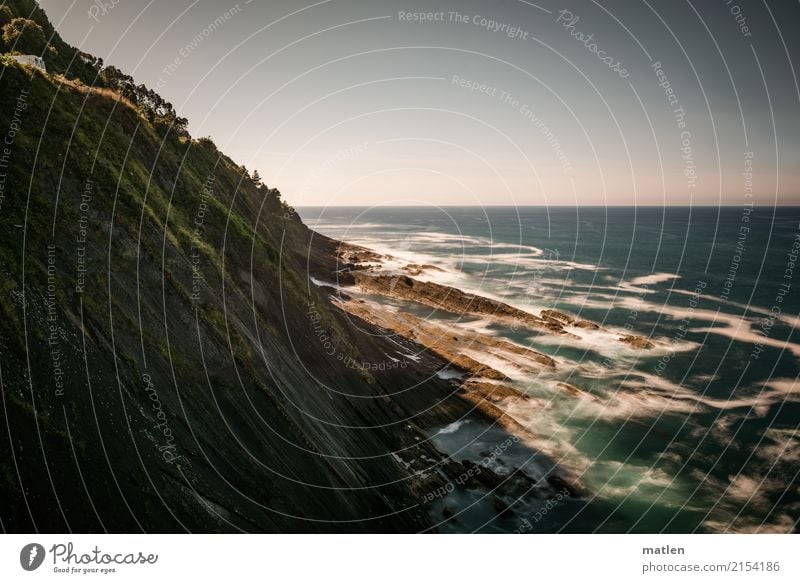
297 206 800 533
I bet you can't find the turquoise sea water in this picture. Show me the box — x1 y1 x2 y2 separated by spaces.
297 206 800 533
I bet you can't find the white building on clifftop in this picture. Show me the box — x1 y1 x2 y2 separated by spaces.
9 54 46 72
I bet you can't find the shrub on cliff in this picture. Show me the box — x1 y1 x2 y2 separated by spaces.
0 6 14 28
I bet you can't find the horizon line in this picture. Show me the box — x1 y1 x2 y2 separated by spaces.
293 204 800 208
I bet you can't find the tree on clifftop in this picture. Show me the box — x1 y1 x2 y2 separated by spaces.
2 17 47 54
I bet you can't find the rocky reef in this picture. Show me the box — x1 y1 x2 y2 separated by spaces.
335 243 653 346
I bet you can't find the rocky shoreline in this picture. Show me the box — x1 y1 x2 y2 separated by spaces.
328 240 654 387
305 236 660 525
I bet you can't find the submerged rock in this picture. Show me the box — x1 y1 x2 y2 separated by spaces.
540 309 575 324
402 263 445 276
619 334 655 349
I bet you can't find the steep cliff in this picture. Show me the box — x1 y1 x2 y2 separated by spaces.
0 1 475 532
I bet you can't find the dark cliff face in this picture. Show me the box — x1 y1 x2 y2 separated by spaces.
0 2 467 533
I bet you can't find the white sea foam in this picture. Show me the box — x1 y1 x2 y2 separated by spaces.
573 284 800 360
758 428 800 464
437 419 470 435
697 469 798 533
627 273 682 286
309 222 390 231
619 373 799 417
589 461 680 501
704 514 796 534
690 322 800 360
460 349 531 382
568 282 800 352
726 474 764 504
309 276 337 288
499 399 589 469
436 367 465 380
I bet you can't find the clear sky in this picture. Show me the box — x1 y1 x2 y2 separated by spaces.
38 0 800 206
